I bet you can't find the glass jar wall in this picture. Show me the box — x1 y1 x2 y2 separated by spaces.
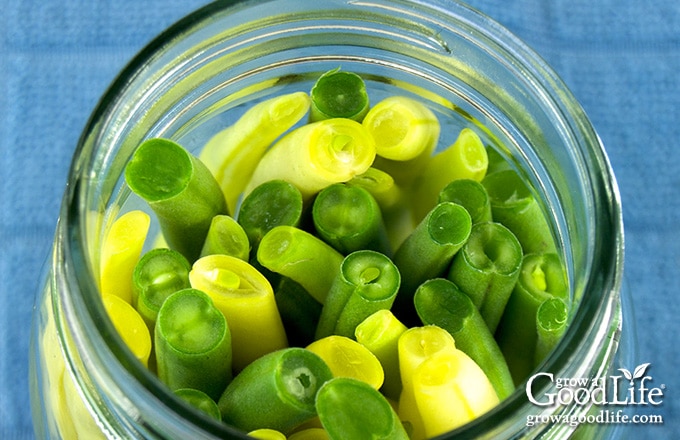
29 0 629 438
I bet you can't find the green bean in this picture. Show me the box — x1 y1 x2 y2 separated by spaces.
199 215 250 261
484 144 513 175
534 297 569 365
392 202 472 325
132 248 192 330
310 68 370 122
218 348 333 434
495 252 568 383
346 167 411 251
155 288 232 400
482 169 557 254
312 184 391 256
346 168 415 252
316 377 409 440
315 250 400 339
447 221 523 333
125 138 228 261
173 388 221 421
257 226 344 304
274 277 322 348
237 179 303 254
438 178 492 225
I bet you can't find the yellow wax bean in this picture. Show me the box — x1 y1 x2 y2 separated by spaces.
412 350 499 438
427 128 487 181
248 428 287 440
43 306 105 439
99 210 150 304
102 294 152 368
363 96 439 186
290 416 324 434
189 254 288 371
413 128 489 221
354 310 408 400
397 326 457 391
306 335 384 390
41 305 78 439
363 96 439 161
348 167 402 210
245 118 376 201
43 301 105 439
199 92 311 212
53 369 78 439
288 428 330 440
62 365 107 440
397 325 457 440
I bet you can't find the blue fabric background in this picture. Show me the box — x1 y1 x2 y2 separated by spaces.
1 0 676 438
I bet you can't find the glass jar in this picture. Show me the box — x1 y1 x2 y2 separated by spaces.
29 0 632 438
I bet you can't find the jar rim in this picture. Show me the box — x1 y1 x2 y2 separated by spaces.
57 0 625 437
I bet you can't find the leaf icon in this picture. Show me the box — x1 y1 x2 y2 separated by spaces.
633 363 651 380
618 368 632 381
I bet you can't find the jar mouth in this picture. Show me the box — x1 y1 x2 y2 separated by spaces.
58 0 624 437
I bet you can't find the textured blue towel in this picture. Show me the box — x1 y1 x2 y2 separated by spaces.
1 0 676 438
